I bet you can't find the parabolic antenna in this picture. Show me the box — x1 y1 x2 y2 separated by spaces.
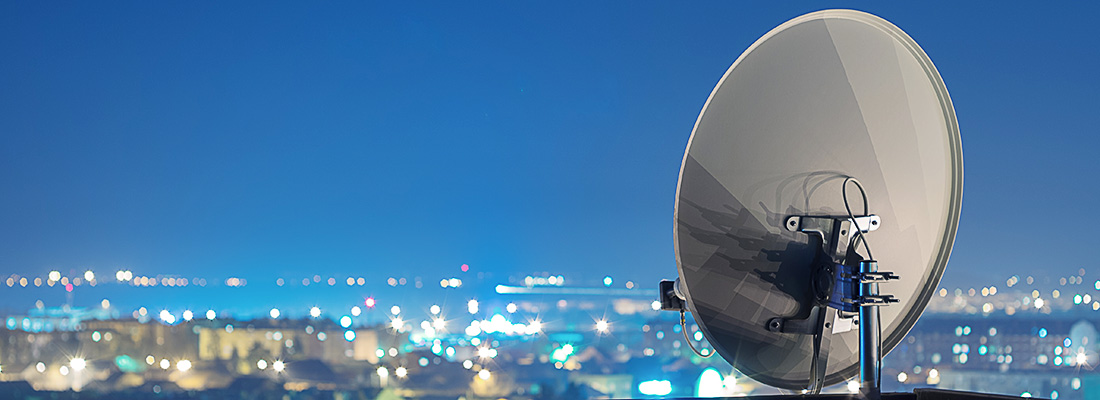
669 9 962 390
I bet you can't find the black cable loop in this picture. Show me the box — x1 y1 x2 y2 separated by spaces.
679 309 714 358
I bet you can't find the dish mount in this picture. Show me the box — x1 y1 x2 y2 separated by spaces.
769 214 897 398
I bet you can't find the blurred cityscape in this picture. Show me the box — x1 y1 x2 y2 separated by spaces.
1 266 1098 399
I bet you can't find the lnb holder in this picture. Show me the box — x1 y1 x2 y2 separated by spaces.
658 279 686 312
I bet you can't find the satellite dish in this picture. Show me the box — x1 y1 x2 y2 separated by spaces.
664 9 962 392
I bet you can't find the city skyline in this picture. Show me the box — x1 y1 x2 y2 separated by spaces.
3 263 1100 398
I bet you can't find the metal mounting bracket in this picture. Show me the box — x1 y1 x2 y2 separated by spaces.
768 214 896 395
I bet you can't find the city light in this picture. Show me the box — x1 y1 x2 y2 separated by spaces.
160 359 170 370
365 297 376 308
390 305 401 315
159 310 176 324
310 307 321 318
468 299 479 314
507 302 518 313
595 319 610 334
478 346 498 359
177 359 192 372
340 316 352 328
465 321 482 336
49 271 60 282
696 368 728 397
898 372 908 382
651 300 662 311
433 317 446 330
344 330 356 341
206 310 216 320
257 359 268 370
377 366 388 378
269 308 280 319
847 380 860 393
395 366 407 378
182 310 193 321
639 380 672 396
604 276 613 287
391 317 405 331
273 360 285 372
551 344 574 362
70 357 86 371
351 306 362 316
478 369 491 380
430 304 441 315
84 270 95 281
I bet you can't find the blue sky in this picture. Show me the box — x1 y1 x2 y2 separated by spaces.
1 2 1098 291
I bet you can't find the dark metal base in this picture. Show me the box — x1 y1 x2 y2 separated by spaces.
647 388 1038 400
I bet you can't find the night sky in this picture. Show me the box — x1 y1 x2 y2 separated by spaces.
2 2 1099 311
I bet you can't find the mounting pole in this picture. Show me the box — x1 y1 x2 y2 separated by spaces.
860 260 881 400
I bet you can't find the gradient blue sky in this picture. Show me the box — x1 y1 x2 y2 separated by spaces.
2 2 1098 290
